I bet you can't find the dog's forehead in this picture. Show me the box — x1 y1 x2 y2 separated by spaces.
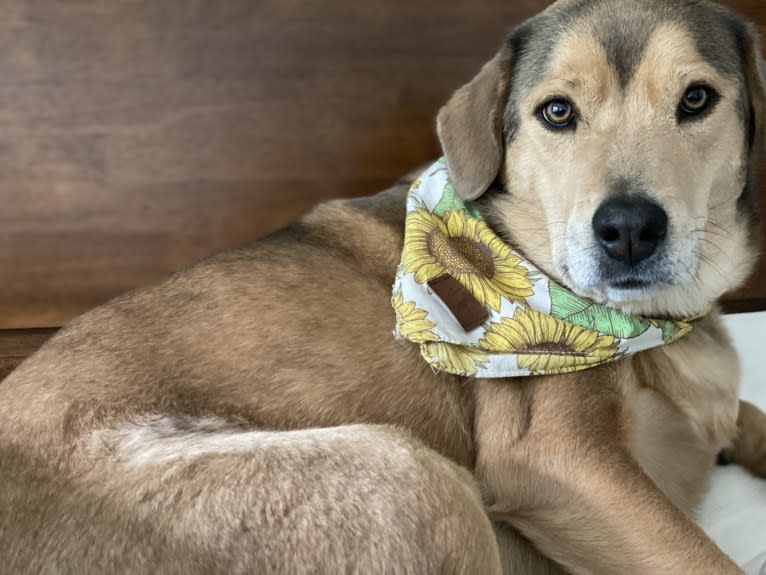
511 0 747 91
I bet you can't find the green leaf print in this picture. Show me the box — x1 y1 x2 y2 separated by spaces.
548 282 651 339
433 182 484 220
464 202 484 220
434 182 457 216
661 322 681 342
656 319 692 343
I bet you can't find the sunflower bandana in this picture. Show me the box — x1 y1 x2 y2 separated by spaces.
391 159 701 378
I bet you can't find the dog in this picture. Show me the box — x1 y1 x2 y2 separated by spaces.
2 0 766 573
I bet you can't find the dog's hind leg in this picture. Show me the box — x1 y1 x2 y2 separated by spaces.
1 419 501 575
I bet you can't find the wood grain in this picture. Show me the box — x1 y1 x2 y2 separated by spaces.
0 0 764 330
0 328 56 381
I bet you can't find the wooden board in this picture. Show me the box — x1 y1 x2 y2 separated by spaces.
0 0 764 330
0 328 56 381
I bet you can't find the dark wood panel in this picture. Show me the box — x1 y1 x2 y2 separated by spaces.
0 0 548 328
0 328 56 381
725 1 766 306
0 0 765 329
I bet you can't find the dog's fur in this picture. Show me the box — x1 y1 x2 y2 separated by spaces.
3 1 766 573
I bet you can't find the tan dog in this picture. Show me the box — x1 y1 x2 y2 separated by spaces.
2 0 766 573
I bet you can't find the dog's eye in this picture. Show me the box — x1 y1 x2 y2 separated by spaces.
679 85 717 119
541 99 576 129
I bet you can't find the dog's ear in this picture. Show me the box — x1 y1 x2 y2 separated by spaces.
437 46 512 201
743 23 766 158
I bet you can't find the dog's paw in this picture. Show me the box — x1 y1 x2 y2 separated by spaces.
722 401 766 478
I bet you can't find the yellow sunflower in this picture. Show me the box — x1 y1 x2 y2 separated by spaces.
392 292 440 343
402 208 533 311
421 342 489 376
479 308 618 374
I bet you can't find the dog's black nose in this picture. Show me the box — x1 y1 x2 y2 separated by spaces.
592 197 668 266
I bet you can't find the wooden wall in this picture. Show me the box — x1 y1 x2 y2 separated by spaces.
1 0 765 331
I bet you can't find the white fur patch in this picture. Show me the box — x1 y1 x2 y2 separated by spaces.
88 415 372 468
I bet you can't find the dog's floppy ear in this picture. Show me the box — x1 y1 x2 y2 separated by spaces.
743 23 766 158
437 46 512 201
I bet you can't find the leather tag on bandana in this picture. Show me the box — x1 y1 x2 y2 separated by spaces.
428 274 489 332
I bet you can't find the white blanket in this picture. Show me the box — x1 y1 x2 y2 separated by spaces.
698 312 766 574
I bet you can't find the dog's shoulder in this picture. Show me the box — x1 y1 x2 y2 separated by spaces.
300 183 409 240
285 183 410 284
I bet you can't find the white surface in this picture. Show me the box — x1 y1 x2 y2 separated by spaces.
698 312 766 575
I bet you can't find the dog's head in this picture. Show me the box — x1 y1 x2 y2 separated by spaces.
438 0 765 317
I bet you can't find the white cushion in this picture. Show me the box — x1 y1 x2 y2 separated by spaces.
698 312 766 574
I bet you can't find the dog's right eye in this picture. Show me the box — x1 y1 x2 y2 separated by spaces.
541 99 576 129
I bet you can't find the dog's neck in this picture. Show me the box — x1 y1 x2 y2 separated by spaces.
391 160 705 379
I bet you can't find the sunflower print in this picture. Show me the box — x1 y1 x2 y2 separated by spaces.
392 292 439 343
479 308 618 374
421 342 489 376
402 208 534 311
392 159 701 379
664 321 692 343
650 318 693 343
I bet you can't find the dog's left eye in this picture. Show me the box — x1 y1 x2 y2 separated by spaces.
679 85 717 119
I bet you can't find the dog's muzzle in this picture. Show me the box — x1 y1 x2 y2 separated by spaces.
592 196 669 288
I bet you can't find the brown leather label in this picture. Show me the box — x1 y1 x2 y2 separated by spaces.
427 274 489 332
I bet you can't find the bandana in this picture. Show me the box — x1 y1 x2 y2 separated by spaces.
391 159 702 378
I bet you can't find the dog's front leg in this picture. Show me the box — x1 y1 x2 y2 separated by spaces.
721 400 766 478
473 375 743 575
